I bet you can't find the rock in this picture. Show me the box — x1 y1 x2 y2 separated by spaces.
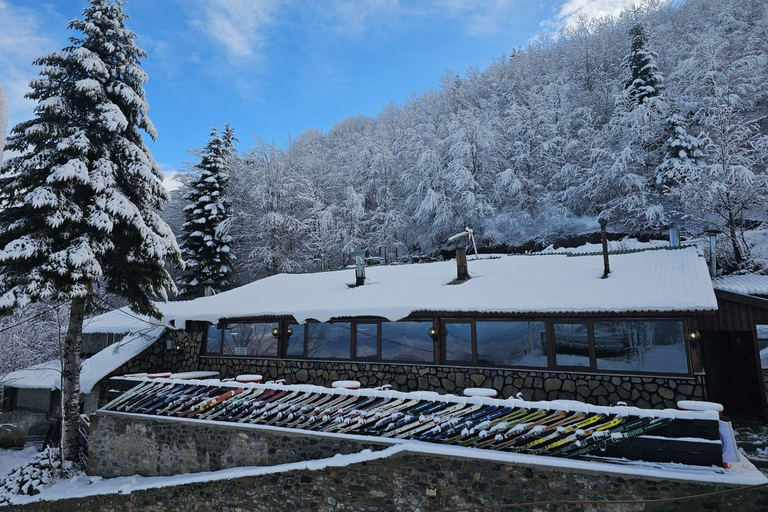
543 378 561 392
470 374 486 386
658 387 674 400
295 369 309 381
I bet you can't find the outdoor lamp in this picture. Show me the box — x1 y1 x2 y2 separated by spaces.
687 331 701 342
271 327 281 338
428 326 439 340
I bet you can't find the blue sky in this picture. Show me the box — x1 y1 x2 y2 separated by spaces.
1 0 638 180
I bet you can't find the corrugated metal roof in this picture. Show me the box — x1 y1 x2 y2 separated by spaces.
155 247 717 326
712 275 768 297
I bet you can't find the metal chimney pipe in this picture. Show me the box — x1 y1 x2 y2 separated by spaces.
705 229 721 278
350 249 368 286
669 225 680 248
599 218 610 279
456 248 470 281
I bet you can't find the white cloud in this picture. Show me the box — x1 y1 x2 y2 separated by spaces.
0 1 58 131
186 0 283 63
552 0 660 31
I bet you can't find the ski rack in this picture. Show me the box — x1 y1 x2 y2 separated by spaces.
102 377 724 467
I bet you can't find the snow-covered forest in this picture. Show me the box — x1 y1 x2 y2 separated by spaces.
166 0 768 286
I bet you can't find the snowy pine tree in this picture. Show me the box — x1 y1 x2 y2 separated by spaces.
0 0 180 462
179 125 236 297
622 22 663 106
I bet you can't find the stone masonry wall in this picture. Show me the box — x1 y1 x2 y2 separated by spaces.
87 412 390 478
132 330 707 410
199 356 706 410
20 451 768 512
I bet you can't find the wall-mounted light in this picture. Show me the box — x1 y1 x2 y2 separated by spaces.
428 326 439 340
687 331 701 342
286 326 293 337
271 327 281 338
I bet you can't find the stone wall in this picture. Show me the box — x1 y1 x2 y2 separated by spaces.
87 412 390 477
125 329 708 409
19 450 768 512
198 356 706 409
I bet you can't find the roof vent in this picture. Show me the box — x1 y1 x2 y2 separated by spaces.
705 229 721 278
350 249 368 286
669 225 680 248
456 248 470 281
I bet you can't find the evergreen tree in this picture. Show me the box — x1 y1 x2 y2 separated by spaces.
0 0 180 462
179 125 236 297
622 22 663 106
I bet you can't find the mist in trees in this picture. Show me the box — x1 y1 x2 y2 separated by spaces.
166 0 767 284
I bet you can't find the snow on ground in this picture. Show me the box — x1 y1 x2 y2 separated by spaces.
0 446 40 480
9 441 766 506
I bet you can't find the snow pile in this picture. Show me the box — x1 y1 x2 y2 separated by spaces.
0 448 62 504
157 247 716 326
82 307 160 334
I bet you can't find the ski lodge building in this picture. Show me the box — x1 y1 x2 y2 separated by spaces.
3 244 768 423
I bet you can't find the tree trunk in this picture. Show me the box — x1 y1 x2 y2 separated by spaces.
61 296 85 463
727 207 743 264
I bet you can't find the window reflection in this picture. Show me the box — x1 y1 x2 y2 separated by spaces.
285 323 305 356
594 321 687 373
205 325 222 354
476 321 547 367
445 323 472 361
355 323 378 358
223 322 278 357
306 322 351 359
381 322 433 362
553 323 590 367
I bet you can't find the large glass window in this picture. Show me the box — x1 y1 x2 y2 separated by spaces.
476 321 547 367
594 321 687 373
381 321 434 362
355 323 378 359
444 322 473 362
306 322 351 359
553 323 590 367
223 322 278 357
285 323 305 356
205 325 222 354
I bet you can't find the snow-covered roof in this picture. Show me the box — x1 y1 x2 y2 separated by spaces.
82 307 161 334
712 275 768 297
1 326 165 393
157 247 717 326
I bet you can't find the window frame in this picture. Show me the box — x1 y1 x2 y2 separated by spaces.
199 315 693 376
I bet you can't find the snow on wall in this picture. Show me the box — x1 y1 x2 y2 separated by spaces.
0 327 165 393
157 247 717 326
712 275 768 297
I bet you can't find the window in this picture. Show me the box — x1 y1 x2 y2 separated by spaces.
306 322 351 359
593 320 687 373
285 323 305 356
223 322 278 357
553 323 590 367
355 323 378 359
444 322 473 362
205 324 222 354
476 321 547 368
381 321 434 362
